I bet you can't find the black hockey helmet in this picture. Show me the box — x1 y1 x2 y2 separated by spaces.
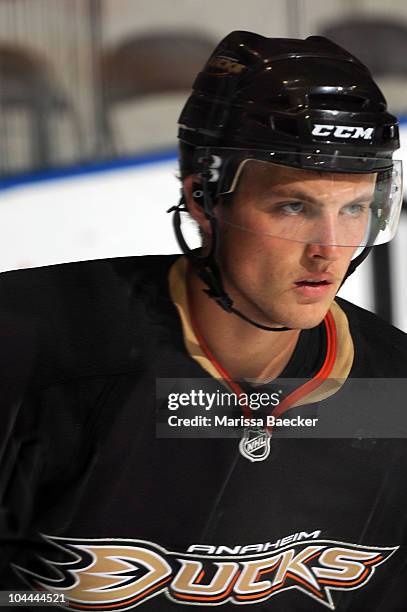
171 31 402 331
178 30 399 177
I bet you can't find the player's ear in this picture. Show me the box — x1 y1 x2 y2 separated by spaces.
183 176 212 235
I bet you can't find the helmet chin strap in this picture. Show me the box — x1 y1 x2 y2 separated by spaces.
195 240 371 331
342 246 372 283
197 261 291 332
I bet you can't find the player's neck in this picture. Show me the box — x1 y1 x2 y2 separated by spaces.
188 271 300 382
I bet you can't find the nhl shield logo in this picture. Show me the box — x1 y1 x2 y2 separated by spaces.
239 427 271 462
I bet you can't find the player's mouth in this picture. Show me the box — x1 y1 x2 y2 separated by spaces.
293 276 335 298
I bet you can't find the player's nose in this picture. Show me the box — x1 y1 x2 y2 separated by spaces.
305 241 341 262
304 215 342 261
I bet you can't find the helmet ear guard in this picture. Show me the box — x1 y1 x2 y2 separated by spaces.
170 174 234 314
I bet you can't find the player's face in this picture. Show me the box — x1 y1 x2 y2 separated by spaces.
215 162 376 329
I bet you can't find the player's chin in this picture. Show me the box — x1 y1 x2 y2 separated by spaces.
251 304 327 331
239 290 335 330
275 300 333 330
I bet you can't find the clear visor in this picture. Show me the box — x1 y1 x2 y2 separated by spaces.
211 154 403 248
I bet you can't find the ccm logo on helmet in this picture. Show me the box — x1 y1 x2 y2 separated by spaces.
312 124 375 139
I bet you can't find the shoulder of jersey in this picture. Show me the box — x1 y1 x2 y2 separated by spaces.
336 296 407 376
0 254 181 389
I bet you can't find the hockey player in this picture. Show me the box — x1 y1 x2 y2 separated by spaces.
1 31 407 611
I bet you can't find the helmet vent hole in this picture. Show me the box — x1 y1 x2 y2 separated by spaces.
308 93 370 111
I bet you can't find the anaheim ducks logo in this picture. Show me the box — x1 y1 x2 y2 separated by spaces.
13 535 397 610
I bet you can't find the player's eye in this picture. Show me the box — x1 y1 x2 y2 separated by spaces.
341 202 369 217
277 201 305 215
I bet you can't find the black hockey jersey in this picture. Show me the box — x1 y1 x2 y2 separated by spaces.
1 254 407 611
